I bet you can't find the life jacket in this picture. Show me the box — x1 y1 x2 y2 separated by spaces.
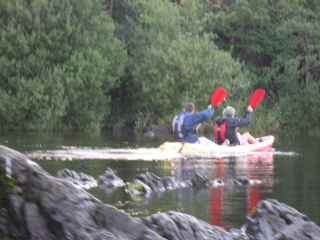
172 113 188 139
214 120 228 144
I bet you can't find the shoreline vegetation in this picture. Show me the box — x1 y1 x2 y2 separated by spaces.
0 0 319 135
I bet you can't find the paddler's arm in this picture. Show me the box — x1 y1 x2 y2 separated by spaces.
229 106 253 127
190 105 214 126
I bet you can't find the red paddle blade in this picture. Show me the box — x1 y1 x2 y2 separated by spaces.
211 87 228 106
250 89 266 107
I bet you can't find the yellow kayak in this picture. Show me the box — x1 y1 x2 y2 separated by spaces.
158 135 275 154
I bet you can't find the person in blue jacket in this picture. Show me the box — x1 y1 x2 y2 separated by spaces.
172 102 216 144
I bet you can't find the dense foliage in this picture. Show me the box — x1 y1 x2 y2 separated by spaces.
0 0 319 134
110 0 252 131
209 0 320 134
0 0 126 130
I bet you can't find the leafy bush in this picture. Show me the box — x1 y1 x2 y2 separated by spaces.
0 0 127 130
120 0 250 128
207 0 320 133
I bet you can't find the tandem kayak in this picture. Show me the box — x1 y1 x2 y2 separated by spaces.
158 135 275 154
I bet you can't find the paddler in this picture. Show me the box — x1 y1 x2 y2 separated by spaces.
214 105 260 145
172 102 216 145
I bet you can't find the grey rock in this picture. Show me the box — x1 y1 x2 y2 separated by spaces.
56 168 98 189
0 145 164 240
1 145 320 240
245 199 320 240
142 124 170 136
150 211 233 240
134 171 166 193
98 167 125 193
143 131 155 138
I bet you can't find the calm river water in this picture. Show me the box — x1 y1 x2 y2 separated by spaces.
1 130 319 229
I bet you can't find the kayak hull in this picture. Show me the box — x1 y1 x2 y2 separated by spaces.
158 135 275 154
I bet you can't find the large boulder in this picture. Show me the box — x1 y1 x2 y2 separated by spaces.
146 211 235 240
0 146 164 240
142 124 170 137
244 198 320 240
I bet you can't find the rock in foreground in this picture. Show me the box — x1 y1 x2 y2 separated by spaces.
244 198 320 239
1 145 320 240
0 146 163 240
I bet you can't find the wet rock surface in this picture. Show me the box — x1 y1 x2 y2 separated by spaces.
0 146 163 240
244 198 320 240
56 168 98 189
148 211 236 240
1 145 320 240
98 167 125 194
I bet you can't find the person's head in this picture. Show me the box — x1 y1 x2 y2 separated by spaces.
184 102 195 113
222 106 235 118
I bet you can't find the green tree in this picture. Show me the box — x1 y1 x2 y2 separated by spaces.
0 0 68 130
273 1 320 132
105 0 141 127
61 0 127 130
207 0 320 133
0 0 127 130
111 0 250 129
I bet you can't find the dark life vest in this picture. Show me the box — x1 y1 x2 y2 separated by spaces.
172 113 188 139
214 120 228 144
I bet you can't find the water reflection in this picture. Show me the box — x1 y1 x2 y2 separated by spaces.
170 153 274 229
210 153 274 228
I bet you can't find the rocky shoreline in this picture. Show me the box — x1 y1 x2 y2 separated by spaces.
1 145 320 240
